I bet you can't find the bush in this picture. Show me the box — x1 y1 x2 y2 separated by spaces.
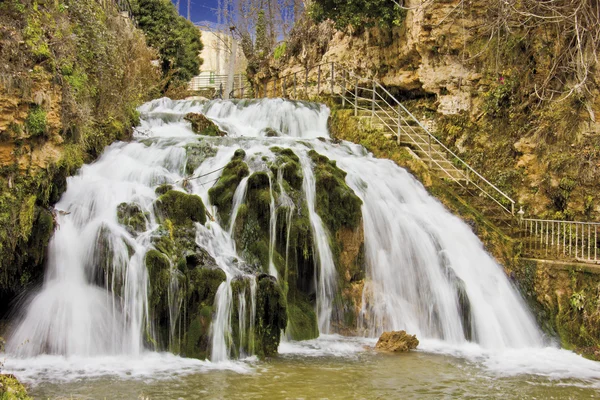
24 105 47 137
309 0 406 29
132 0 204 85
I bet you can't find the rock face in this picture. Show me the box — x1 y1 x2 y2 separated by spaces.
184 113 225 136
375 330 419 352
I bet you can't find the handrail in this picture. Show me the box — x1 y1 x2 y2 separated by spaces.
520 217 600 262
373 81 515 210
235 61 517 215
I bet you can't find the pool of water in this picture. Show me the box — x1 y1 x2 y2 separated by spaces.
5 336 600 399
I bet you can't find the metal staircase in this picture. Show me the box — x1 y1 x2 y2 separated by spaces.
234 62 516 217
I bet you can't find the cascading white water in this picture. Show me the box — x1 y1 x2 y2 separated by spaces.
7 97 589 379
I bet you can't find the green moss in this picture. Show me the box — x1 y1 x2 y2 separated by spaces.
270 147 303 190
0 373 31 400
287 294 318 341
156 190 206 225
145 249 171 310
24 10 50 60
184 113 224 136
155 184 173 196
24 105 47 138
188 267 226 308
230 277 256 357
255 274 287 358
181 267 226 358
308 150 363 233
117 202 148 235
208 150 249 224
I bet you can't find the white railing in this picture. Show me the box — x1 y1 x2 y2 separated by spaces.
189 73 251 98
521 218 600 263
235 62 516 215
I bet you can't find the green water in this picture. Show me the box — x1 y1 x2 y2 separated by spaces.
28 349 599 399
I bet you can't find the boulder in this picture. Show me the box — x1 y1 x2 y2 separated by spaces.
184 113 225 136
375 330 419 352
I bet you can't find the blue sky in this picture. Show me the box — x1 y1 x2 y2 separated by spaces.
172 0 219 24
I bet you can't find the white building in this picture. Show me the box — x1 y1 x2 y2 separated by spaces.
189 28 248 97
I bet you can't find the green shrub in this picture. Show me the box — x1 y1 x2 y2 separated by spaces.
309 0 406 29
273 42 286 60
25 105 47 137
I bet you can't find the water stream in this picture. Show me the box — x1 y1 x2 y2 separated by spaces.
2 98 600 397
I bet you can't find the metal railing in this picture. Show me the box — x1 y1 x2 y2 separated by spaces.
189 74 251 98
520 218 600 263
233 62 516 215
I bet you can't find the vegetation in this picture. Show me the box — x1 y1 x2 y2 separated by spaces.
0 374 31 400
309 0 406 29
155 190 207 225
0 0 158 313
131 0 203 88
209 149 250 225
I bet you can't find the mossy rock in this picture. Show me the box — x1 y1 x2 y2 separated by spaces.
255 274 287 358
308 150 363 233
155 190 206 225
117 202 148 235
184 113 225 136
155 184 173 196
181 267 227 359
270 147 303 191
183 305 214 359
262 127 279 137
188 267 227 308
287 294 319 341
208 149 249 224
230 276 256 357
145 249 171 310
185 141 217 175
0 374 31 399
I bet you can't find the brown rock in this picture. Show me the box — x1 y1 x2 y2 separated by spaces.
184 113 225 136
375 330 419 352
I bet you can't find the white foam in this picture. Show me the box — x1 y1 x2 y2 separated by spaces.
279 335 375 357
419 339 600 383
0 352 252 386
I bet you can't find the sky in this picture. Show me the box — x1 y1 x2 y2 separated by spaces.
172 0 219 25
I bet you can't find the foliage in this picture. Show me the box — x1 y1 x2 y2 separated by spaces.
273 42 286 60
131 0 203 84
255 10 269 58
0 373 31 400
24 105 47 138
309 0 406 29
0 0 157 301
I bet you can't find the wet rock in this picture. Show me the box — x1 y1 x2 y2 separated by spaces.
155 184 173 196
184 113 225 136
255 274 288 358
185 141 217 175
262 127 279 137
117 202 148 235
155 190 207 225
308 149 363 233
375 330 419 352
208 149 249 224
270 147 303 190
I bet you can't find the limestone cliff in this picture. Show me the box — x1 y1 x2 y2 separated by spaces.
263 0 600 222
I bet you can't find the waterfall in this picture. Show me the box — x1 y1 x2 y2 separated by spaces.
6 97 546 364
